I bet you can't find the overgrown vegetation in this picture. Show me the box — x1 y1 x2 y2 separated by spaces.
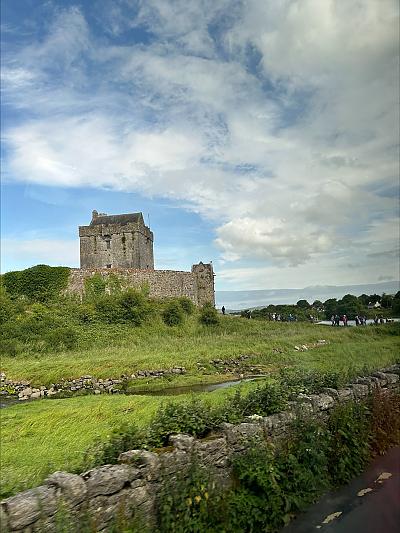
0 267 216 358
154 390 400 533
2 265 71 302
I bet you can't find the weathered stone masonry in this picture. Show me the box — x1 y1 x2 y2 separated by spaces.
1 365 399 532
76 210 215 306
79 211 154 270
67 262 215 307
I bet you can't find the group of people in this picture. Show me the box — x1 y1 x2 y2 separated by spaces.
373 315 388 325
331 314 390 326
354 315 368 326
331 314 349 326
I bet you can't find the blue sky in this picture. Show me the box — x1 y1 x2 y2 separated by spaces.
1 0 399 290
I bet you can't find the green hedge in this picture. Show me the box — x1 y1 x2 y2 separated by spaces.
2 265 71 302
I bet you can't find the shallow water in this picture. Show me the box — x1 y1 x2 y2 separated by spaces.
0 396 24 409
124 375 268 396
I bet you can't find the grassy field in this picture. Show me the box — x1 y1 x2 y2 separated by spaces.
0 381 257 498
2 317 399 386
1 317 399 498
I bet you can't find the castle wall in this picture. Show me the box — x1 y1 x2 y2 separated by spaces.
67 264 215 306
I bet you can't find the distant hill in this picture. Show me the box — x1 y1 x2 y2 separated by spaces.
216 281 400 311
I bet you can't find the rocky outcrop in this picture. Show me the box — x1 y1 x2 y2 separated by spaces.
1 365 399 532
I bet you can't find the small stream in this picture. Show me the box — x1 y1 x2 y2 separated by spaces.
124 375 268 396
0 375 268 408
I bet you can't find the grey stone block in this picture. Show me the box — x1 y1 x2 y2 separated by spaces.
2 489 41 530
45 472 87 507
82 465 136 498
169 434 195 451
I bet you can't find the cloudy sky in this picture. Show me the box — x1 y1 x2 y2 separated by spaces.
1 0 399 290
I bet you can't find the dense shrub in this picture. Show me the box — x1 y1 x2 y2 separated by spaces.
215 382 289 424
91 289 152 325
158 459 222 533
44 327 78 351
0 286 21 324
147 400 215 447
95 424 145 467
0 339 22 357
117 289 152 325
199 303 219 326
162 301 184 326
84 273 107 300
327 401 370 486
2 265 70 302
369 388 400 454
155 394 399 532
177 297 195 315
279 367 345 395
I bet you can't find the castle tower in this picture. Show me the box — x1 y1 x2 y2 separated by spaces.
79 210 154 269
192 262 215 306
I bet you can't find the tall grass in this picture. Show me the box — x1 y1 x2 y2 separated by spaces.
2 319 399 385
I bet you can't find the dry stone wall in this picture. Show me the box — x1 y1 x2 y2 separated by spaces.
67 262 215 306
1 365 399 532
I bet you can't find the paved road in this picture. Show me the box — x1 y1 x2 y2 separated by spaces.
283 447 400 533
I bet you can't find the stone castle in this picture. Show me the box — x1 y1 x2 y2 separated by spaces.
79 210 154 270
68 210 215 306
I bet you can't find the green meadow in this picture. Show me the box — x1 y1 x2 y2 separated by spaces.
2 318 399 385
1 317 399 497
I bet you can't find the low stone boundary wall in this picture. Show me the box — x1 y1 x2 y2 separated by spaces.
1 365 399 532
0 367 186 402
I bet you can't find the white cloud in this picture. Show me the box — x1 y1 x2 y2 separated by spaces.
215 217 332 265
1 1 399 287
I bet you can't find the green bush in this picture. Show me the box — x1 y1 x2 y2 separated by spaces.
162 301 184 326
0 285 20 324
158 459 222 533
44 327 78 351
147 400 215 447
94 423 145 466
2 265 70 302
227 442 288 532
90 289 152 325
84 273 107 300
279 368 345 395
0 339 22 357
118 289 152 325
199 303 219 326
177 297 195 315
327 401 370 486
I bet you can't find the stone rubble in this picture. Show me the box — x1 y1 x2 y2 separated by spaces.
0 367 187 402
1 365 399 531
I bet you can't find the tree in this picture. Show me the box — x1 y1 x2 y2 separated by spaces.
296 299 311 309
381 293 393 309
337 294 364 319
392 292 400 316
324 298 338 319
312 300 323 310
